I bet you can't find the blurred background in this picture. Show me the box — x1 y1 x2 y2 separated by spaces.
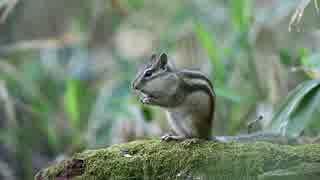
0 0 320 179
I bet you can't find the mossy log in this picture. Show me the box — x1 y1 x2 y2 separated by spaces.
35 139 320 180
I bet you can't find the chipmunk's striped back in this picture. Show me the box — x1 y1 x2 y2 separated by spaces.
175 70 215 138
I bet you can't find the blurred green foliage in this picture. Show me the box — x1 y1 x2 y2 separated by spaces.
0 0 320 180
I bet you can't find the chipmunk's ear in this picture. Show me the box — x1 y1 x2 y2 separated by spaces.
159 53 168 67
150 53 157 61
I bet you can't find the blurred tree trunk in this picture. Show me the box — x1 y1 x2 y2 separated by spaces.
0 0 84 44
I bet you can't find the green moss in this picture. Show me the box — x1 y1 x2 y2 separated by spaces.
35 139 320 180
259 163 320 180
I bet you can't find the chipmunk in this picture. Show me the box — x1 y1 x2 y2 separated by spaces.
131 53 215 141
131 53 297 144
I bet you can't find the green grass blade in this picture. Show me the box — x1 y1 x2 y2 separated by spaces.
64 79 80 129
268 80 320 137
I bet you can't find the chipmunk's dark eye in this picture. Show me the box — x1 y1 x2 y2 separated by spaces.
144 70 152 78
160 64 166 70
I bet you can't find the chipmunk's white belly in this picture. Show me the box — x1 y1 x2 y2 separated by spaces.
165 91 211 138
166 110 196 137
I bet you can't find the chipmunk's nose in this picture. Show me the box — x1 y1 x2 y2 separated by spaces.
131 81 139 90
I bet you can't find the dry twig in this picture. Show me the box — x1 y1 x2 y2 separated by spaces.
0 0 19 23
289 0 319 31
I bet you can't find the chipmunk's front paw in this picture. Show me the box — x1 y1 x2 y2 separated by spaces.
161 134 184 142
161 134 174 141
